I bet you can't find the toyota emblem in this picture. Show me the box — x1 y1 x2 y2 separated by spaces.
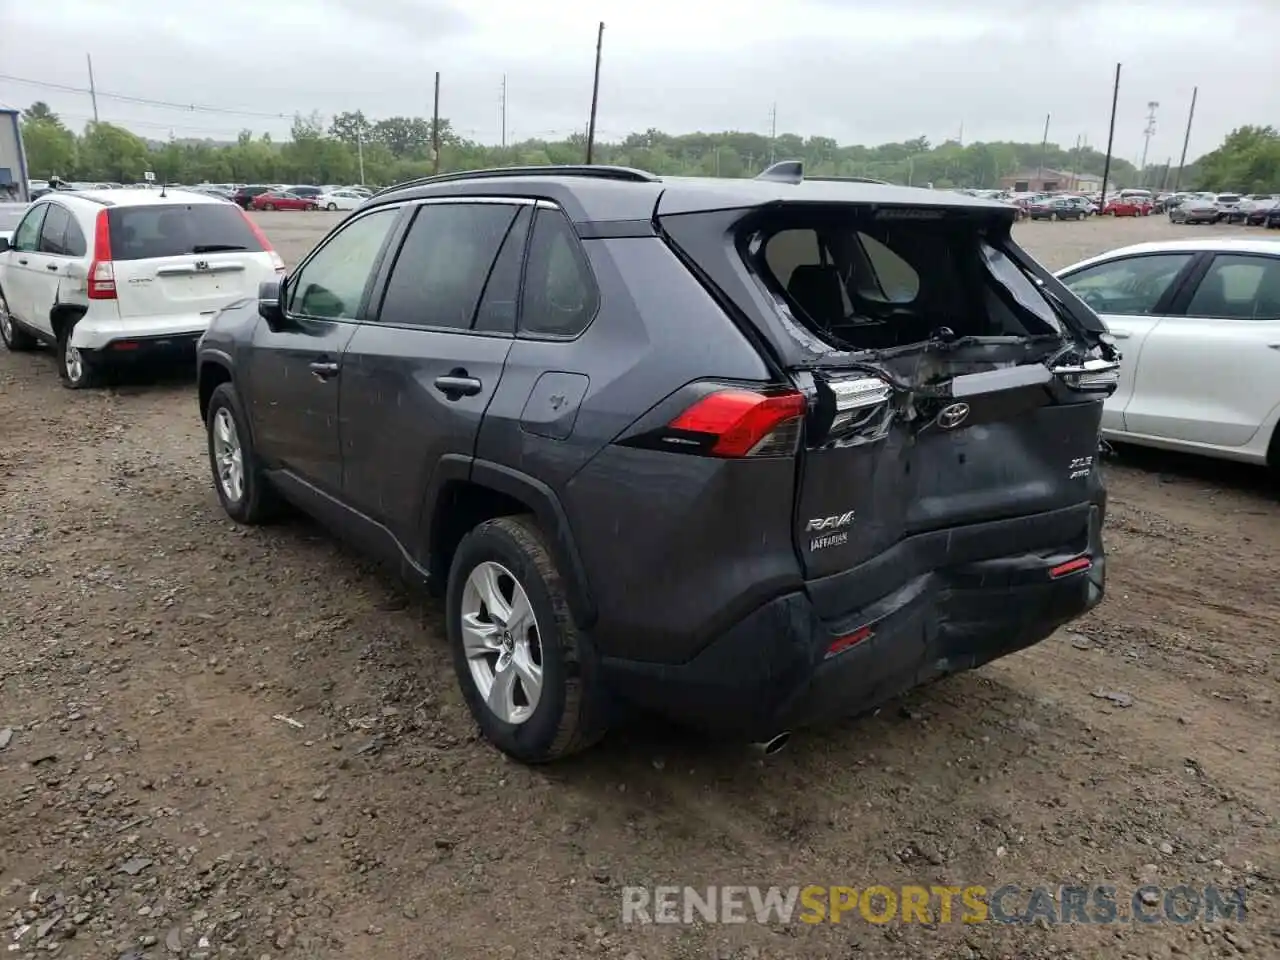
937 402 970 430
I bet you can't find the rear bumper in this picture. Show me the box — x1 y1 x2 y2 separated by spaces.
601 503 1106 741
71 312 215 351
85 331 200 363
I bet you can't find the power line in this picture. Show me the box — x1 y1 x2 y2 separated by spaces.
0 72 290 120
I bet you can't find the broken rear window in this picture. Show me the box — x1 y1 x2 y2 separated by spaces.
743 208 1063 353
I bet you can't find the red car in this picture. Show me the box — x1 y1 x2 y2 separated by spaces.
1102 197 1152 217
249 190 318 212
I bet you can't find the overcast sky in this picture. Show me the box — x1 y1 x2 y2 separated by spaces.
2 0 1277 162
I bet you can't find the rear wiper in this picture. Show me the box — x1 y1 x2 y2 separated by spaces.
191 243 246 253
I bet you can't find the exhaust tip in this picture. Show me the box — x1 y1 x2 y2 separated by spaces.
751 732 792 756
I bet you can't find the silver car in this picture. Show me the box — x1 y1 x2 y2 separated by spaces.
1170 196 1220 224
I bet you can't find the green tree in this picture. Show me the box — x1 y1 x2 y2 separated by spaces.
22 101 60 124
79 123 151 181
21 118 78 178
13 99 1270 196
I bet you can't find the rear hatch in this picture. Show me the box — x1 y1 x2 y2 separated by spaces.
107 202 273 318
657 191 1119 585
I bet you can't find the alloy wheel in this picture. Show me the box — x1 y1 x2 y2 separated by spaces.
460 561 544 725
63 337 84 384
211 407 245 503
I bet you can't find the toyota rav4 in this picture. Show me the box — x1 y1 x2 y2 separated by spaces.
196 162 1119 763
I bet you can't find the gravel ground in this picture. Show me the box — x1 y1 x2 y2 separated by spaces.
1 213 1276 960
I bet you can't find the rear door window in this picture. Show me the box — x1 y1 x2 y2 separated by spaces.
107 204 264 261
1185 254 1280 320
377 202 520 331
37 204 72 255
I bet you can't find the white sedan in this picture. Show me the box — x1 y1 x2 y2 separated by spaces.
314 189 366 212
1057 238 1280 472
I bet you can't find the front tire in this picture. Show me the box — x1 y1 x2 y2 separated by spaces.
326 202 337 211
205 382 281 524
0 288 37 351
56 318 100 389
447 516 607 763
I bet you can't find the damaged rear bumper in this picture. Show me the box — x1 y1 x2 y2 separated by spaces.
600 501 1106 742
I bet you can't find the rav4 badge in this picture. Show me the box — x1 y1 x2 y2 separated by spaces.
805 511 855 533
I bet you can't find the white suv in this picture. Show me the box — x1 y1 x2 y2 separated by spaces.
0 189 285 388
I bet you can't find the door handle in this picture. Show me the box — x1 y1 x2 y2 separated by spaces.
45 263 59 272
433 373 482 398
1269 343 1280 350
1109 331 1131 339
17 258 28 265
308 360 340 380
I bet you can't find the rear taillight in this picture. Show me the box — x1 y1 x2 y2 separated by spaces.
87 209 116 300
239 209 286 274
668 389 806 458
1051 356 1120 393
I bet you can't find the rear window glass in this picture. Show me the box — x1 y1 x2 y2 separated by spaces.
107 204 263 261
749 212 1061 352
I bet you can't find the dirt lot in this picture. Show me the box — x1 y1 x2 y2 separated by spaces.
1 213 1276 960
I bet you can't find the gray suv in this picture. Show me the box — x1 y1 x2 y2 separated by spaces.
196 163 1119 763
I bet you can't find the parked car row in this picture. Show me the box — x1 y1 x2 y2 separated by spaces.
231 184 372 211
1168 193 1280 227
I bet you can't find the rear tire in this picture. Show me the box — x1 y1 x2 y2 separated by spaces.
447 516 607 763
0 288 37 352
263 202 275 211
56 318 100 389
205 382 282 524
326 202 337 211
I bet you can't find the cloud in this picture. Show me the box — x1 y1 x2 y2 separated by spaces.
1 0 1276 161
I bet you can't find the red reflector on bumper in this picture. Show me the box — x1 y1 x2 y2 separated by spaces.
1049 556 1092 579
826 626 872 658
112 341 140 351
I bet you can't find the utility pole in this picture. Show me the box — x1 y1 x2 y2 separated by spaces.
1161 157 1172 190
957 121 964 146
499 74 507 149
432 71 441 174
1140 100 1159 186
356 127 365 185
585 21 604 164
1173 86 1197 191
86 53 100 123
1070 133 1082 190
1037 113 1050 180
1100 63 1121 210
768 103 777 165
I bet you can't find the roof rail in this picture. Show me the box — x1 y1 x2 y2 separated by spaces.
374 164 660 198
808 175 892 186
755 160 891 187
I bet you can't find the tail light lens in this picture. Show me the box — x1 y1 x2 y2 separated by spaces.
1051 356 1120 393
87 209 116 300
239 209 286 274
668 388 806 458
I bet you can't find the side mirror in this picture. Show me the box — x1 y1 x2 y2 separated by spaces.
258 278 286 327
0 236 10 254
